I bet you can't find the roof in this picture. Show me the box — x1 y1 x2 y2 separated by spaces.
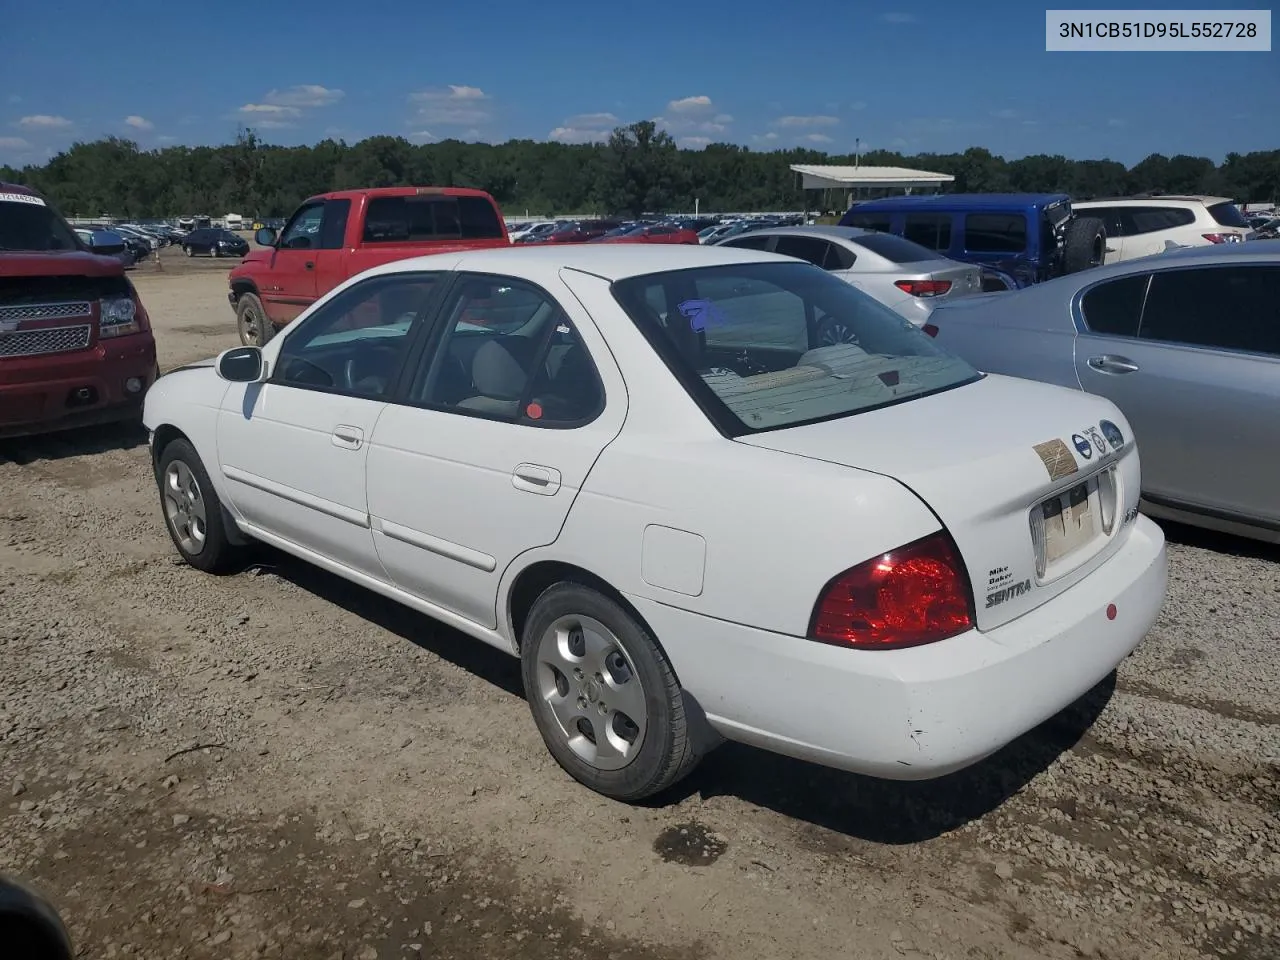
308 186 497 203
1074 195 1232 207
790 164 955 190
0 181 40 195
848 193 1070 212
733 225 874 240
365 241 787 284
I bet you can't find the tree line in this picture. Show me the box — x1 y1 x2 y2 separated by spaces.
2 122 1277 220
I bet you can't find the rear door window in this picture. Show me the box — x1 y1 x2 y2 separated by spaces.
1139 265 1280 356
1085 207 1126 237
1080 274 1148 337
963 214 1027 254
363 195 505 242
721 234 773 251
902 213 952 251
773 235 833 268
852 232 940 264
320 199 351 249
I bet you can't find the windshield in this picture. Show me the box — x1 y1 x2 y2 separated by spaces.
611 261 981 435
0 192 81 252
853 232 944 264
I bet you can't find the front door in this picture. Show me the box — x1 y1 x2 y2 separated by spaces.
1074 263 1280 524
261 201 326 326
217 271 443 580
365 273 626 629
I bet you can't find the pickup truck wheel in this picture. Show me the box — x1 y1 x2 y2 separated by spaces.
521 582 702 801
1062 216 1107 274
235 293 273 347
156 438 241 574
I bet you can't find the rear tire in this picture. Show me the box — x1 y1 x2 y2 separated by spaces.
1062 216 1107 274
183 245 193 257
521 583 702 801
156 438 242 574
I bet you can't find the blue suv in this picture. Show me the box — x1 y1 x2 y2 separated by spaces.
838 193 1107 290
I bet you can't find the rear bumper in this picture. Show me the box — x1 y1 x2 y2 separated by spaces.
628 515 1167 780
0 334 158 438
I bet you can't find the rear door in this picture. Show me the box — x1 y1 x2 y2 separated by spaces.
1074 263 1280 525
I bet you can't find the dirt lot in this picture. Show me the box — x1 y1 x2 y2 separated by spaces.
1 247 1277 959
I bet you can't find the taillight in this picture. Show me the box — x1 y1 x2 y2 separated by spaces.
1202 233 1243 244
921 323 939 338
895 279 952 298
808 532 975 650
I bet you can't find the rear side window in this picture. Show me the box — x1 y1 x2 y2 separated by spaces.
722 235 772 251
1207 202 1249 228
843 213 891 233
1140 265 1280 355
1080 274 1147 337
902 213 952 251
320 199 351 249
1122 207 1195 235
853 232 939 264
964 214 1027 254
363 195 505 243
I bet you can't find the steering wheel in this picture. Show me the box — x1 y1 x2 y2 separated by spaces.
343 344 401 395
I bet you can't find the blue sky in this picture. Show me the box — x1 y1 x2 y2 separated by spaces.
1 0 1275 168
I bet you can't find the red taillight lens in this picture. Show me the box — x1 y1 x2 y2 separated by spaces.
895 279 952 297
809 532 975 650
921 323 939 338
1202 233 1243 244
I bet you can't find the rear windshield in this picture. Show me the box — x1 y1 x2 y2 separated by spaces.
1207 201 1249 228
852 232 941 264
363 195 505 243
611 261 980 435
0 192 80 252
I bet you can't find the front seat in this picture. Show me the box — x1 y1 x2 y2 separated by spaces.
456 339 534 416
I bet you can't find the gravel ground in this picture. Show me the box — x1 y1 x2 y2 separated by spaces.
1 249 1277 959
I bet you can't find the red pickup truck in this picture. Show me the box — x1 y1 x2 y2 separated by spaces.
0 183 158 439
228 187 510 345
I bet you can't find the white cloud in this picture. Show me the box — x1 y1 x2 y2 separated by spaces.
881 12 918 23
564 112 618 127
849 100 868 111
992 108 1018 120
775 115 840 128
6 95 20 105
1108 117 1126 127
667 95 713 114
0 136 31 149
752 132 780 144
680 136 712 148
124 115 153 130
548 126 610 143
805 133 834 144
238 103 301 118
408 130 435 142
157 135 177 143
264 84 344 108
17 115 72 129
409 86 492 126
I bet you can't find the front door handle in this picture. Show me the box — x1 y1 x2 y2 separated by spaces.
1087 354 1140 375
305 260 315 270
512 463 562 496
332 425 364 450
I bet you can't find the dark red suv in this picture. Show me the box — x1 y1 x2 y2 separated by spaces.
0 183 158 439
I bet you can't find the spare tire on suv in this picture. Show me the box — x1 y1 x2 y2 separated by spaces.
1062 216 1107 274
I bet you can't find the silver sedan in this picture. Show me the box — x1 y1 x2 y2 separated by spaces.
716 225 984 326
925 241 1280 543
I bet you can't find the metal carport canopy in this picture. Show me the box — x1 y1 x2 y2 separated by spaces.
790 164 955 190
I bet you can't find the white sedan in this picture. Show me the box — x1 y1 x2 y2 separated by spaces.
143 244 1167 802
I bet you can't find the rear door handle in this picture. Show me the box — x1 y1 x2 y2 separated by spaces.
1087 355 1140 375
512 463 562 496
332 425 364 450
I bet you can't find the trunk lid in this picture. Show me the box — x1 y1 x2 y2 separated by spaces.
926 261 984 300
735 374 1142 633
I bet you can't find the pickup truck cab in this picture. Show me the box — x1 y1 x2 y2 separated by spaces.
228 187 509 345
1 183 158 439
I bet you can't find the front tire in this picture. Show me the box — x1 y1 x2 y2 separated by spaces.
521 583 701 801
183 245 193 257
156 438 241 574
235 292 274 347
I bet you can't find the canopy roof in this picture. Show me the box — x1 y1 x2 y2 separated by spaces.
790 164 955 191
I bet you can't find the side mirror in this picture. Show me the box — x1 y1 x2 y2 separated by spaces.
216 346 266 383
254 227 278 247
0 876 74 960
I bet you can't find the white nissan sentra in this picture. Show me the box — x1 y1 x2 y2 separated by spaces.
143 244 1167 802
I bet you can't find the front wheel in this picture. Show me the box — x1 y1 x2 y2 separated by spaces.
183 245 193 257
210 245 220 259
235 292 274 347
521 583 702 801
156 438 242 574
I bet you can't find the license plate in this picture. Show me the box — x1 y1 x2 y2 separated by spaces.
1041 481 1097 565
